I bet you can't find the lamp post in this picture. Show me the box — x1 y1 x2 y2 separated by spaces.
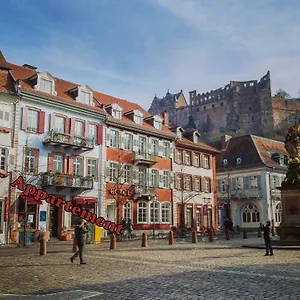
149 194 158 239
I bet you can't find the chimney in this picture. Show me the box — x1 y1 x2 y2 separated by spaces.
161 111 169 127
221 135 232 150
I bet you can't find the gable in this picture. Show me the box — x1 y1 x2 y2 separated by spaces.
176 93 187 108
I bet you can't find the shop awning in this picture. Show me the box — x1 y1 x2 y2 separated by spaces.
20 195 43 205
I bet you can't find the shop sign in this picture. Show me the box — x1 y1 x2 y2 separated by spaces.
108 188 130 196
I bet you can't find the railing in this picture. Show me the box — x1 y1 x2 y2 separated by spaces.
134 151 156 165
43 131 94 149
135 185 156 195
218 188 262 199
41 173 93 189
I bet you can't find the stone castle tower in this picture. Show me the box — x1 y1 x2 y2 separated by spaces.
148 72 274 141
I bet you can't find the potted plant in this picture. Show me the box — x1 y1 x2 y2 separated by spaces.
60 227 68 241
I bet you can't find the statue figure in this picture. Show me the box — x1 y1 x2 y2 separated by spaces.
282 125 300 187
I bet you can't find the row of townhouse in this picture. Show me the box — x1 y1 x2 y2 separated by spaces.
214 134 288 231
0 50 219 244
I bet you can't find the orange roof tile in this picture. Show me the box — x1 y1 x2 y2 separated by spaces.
176 137 220 154
0 51 11 70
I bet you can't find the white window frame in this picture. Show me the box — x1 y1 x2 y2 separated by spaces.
242 203 260 223
185 152 191 165
150 169 158 187
109 162 117 182
161 202 170 224
162 141 170 158
194 177 201 191
88 124 97 141
0 148 8 171
152 139 159 156
80 90 91 105
87 158 96 178
112 109 122 119
204 178 210 192
150 201 159 223
162 171 169 188
73 157 82 176
185 175 192 190
26 109 39 132
0 103 11 128
54 115 65 133
177 150 182 163
154 120 162 130
40 78 53 94
123 165 131 184
194 154 200 167
203 155 209 168
25 149 36 174
124 133 133 151
123 201 132 223
74 120 84 137
53 155 63 173
137 201 148 224
110 130 119 148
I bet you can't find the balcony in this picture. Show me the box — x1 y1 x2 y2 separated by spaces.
134 152 156 166
218 188 262 199
41 173 93 190
43 131 94 150
134 185 156 199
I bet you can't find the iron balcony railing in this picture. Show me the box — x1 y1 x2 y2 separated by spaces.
134 185 156 195
43 130 94 149
41 173 93 189
218 188 262 199
133 151 156 166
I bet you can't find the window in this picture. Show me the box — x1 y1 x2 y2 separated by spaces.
112 109 122 119
162 171 169 188
185 152 191 165
194 177 201 191
275 203 282 223
186 207 192 227
138 167 147 186
24 149 38 174
177 150 182 163
203 155 210 168
194 154 200 167
176 174 183 189
151 139 159 156
53 155 63 173
110 130 119 148
80 91 91 105
0 103 11 128
161 203 170 223
109 162 117 182
162 142 170 157
150 169 158 187
185 176 192 190
54 116 65 133
138 136 146 155
204 178 210 192
74 121 84 136
40 78 52 94
134 114 143 125
154 120 162 130
124 133 133 151
138 201 147 223
150 201 159 223
0 148 8 171
87 159 96 178
123 202 132 222
242 204 260 223
123 165 131 184
73 157 82 176
88 124 97 141
26 109 38 132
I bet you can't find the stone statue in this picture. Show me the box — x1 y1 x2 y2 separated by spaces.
282 125 300 187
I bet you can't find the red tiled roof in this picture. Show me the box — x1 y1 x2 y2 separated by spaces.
176 137 220 154
251 135 288 167
0 51 11 70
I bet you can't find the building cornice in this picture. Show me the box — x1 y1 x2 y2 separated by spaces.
106 119 175 141
21 91 106 120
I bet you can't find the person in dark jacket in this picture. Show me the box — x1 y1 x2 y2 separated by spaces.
70 219 89 264
262 220 273 256
126 219 133 240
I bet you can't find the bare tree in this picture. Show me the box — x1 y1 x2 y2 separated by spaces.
274 89 292 99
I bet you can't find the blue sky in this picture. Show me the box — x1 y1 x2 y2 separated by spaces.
1 0 300 108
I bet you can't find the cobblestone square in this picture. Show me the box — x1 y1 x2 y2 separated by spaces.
0 236 299 299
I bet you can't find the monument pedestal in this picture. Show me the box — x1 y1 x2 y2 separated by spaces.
279 187 300 241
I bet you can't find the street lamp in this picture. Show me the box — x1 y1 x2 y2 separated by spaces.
149 194 158 239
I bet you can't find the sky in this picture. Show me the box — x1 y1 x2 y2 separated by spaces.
1 0 300 109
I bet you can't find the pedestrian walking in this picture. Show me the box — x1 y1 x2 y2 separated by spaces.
70 219 89 264
262 220 274 256
126 219 133 240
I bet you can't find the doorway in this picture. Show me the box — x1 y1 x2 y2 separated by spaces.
49 205 59 239
107 205 115 222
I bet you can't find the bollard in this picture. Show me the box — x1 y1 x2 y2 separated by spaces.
258 227 262 238
73 237 78 253
192 230 197 243
169 231 174 245
209 228 214 242
39 233 46 256
226 230 230 240
110 234 116 250
142 232 148 248
243 229 248 239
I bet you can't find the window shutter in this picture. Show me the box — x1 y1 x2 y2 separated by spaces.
83 122 89 138
69 118 75 135
65 118 70 134
149 139 154 155
132 166 138 184
50 113 55 131
169 172 174 189
174 149 178 163
201 177 205 192
132 135 139 152
158 140 163 157
120 132 125 150
68 156 74 175
243 176 250 189
47 153 54 172
169 147 173 159
106 162 110 181
208 178 212 193
200 154 204 168
191 152 195 166
37 111 45 133
96 125 103 145
106 128 111 147
21 107 28 130
148 170 152 187
33 148 40 174
257 175 261 189
158 170 163 188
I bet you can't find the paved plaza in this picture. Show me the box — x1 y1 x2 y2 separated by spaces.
0 235 299 300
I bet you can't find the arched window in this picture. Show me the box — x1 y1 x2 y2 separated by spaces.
242 203 260 223
137 201 148 223
123 201 132 222
275 203 282 223
161 203 170 223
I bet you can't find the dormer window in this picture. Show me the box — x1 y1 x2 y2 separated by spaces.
176 127 184 139
33 72 56 95
153 115 163 130
193 131 200 143
69 85 93 106
133 110 144 125
105 103 123 119
80 90 91 105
